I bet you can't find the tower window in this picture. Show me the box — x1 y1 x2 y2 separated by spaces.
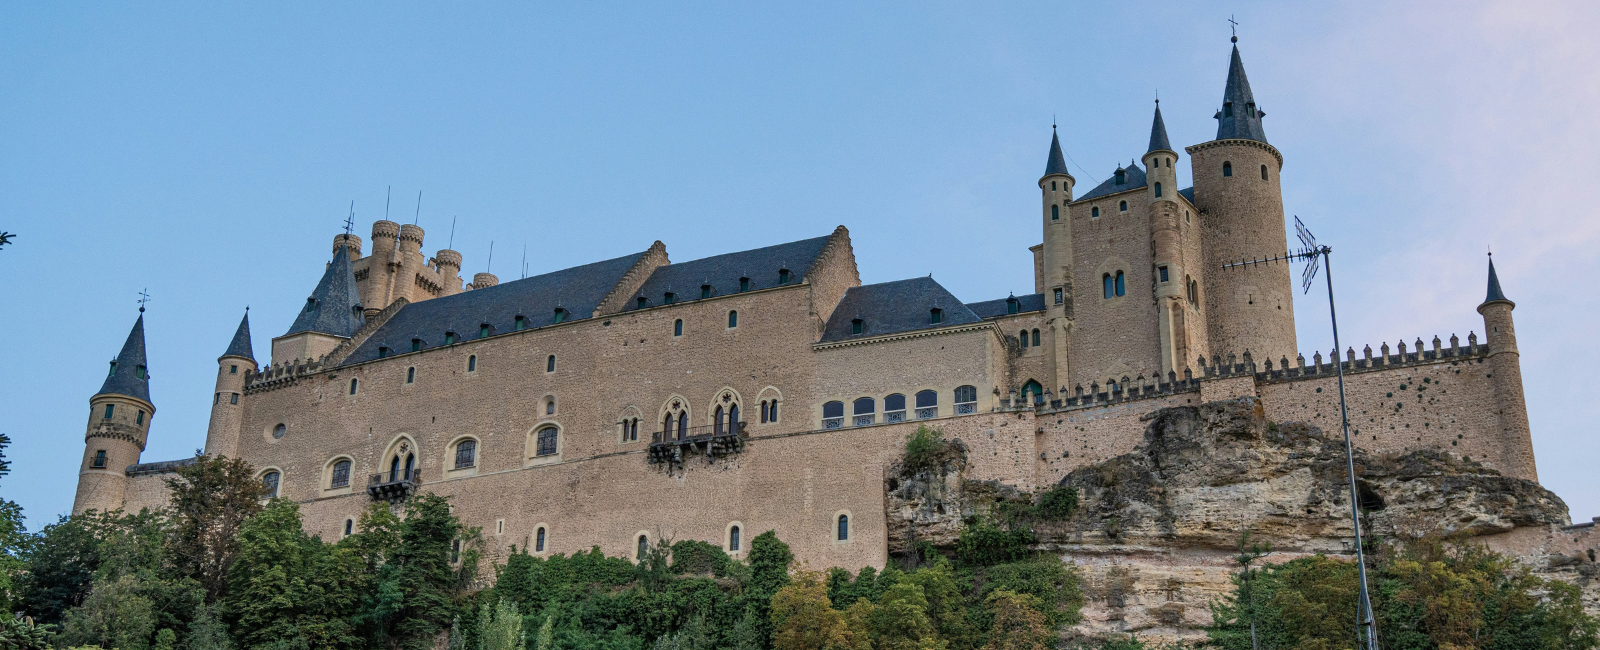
1092 206 1100 218
1032 329 1041 347
406 367 415 384
739 277 751 292
230 393 239 405
852 318 863 335
930 308 943 324
778 269 791 284
1051 204 1059 221
536 527 546 552
412 339 422 352
701 285 712 299
1159 266 1169 282
1223 102 1233 118
136 365 146 379
546 355 556 373
674 319 683 337
103 404 114 419
729 525 741 552
1223 161 1233 177
728 311 738 328
332 460 351 488
350 378 359 395
107 361 116 376
136 410 145 425
1116 271 1126 296
837 514 850 541
1051 180 1057 191
1119 200 1128 212
1154 182 1162 198
92 450 107 468
536 426 559 457
664 292 676 304
454 439 476 469
229 365 238 374
1054 288 1062 304
1261 164 1269 180
467 355 476 372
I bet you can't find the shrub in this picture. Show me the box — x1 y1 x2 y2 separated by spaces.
902 427 965 477
1034 484 1078 521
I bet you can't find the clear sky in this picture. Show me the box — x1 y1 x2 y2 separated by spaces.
4 1 1596 528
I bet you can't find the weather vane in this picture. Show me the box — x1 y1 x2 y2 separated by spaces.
344 201 356 237
1229 15 1239 41
137 288 152 313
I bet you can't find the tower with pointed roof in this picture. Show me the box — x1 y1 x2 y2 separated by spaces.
1142 101 1200 377
205 310 256 457
73 312 156 514
272 244 367 366
1038 126 1077 393
1187 37 1297 367
1477 257 1536 480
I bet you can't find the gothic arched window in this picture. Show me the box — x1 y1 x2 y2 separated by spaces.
1032 329 1041 347
262 471 280 498
674 319 683 337
1019 330 1029 348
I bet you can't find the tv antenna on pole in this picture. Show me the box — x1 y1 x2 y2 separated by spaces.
1221 216 1378 650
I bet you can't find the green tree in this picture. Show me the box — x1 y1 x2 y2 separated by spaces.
903 560 974 649
771 570 865 650
476 599 524 650
224 499 364 650
980 591 1052 650
165 455 265 602
0 433 31 612
869 581 943 650
369 493 479 650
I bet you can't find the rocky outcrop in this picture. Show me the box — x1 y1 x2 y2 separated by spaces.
884 397 1593 643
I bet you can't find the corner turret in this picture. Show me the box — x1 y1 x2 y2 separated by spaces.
1476 256 1535 480
74 312 155 514
1143 101 1193 376
205 310 255 457
1039 126 1077 397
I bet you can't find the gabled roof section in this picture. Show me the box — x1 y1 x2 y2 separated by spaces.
98 314 151 403
1214 44 1269 143
284 246 365 338
819 277 982 343
1075 162 1146 203
222 311 254 361
1483 257 1513 306
1044 128 1070 177
1179 187 1196 204
1147 102 1173 153
966 293 1046 319
341 249 649 365
624 234 832 311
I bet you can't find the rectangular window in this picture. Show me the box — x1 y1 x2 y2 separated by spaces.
406 367 415 383
230 393 239 405
214 393 220 405
739 277 750 292
136 410 145 425
1054 288 1063 304
103 404 114 419
1159 266 1169 282
92 450 107 468
229 365 238 374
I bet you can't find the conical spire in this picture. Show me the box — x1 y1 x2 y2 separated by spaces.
284 245 365 338
1214 43 1268 143
1044 127 1070 177
98 314 151 403
1483 256 1512 306
1147 101 1173 153
222 310 254 361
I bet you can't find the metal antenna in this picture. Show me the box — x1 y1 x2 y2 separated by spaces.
1221 217 1379 650
137 288 151 313
521 244 527 279
449 216 457 250
344 201 356 237
486 241 493 273
385 186 391 221
413 191 423 226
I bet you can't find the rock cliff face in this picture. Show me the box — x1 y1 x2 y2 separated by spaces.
884 397 1596 642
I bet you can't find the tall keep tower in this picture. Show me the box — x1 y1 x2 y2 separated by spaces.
73 313 155 515
1039 127 1076 391
1188 38 1297 365
204 310 255 457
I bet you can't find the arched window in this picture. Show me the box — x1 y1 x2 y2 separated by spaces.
389 455 400 482
535 426 559 457
715 405 725 435
769 400 778 422
728 311 738 328
454 439 476 469
676 410 687 439
1115 271 1125 296
914 390 938 419
1261 164 1269 180
1119 200 1128 212
546 355 556 373
1051 180 1057 191
852 397 875 426
1032 329 1041 347
954 385 978 414
344 519 354 536
406 367 415 384
837 514 850 541
545 397 556 415
467 355 476 372
1051 204 1059 221
637 535 649 560
1092 206 1100 218
1103 273 1114 299
760 401 768 423
674 319 683 336
729 403 740 433
822 400 844 429
536 527 546 552
331 460 351 488
404 453 415 479
349 378 358 395
1154 182 1162 197
729 525 741 552
1187 277 1199 305
261 471 280 498
884 393 906 422
1019 330 1029 348
1223 161 1233 177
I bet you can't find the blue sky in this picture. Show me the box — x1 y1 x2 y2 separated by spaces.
4 1 1597 527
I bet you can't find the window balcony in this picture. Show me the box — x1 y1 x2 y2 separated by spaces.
915 407 937 420
884 410 906 424
853 415 875 427
954 402 977 415
367 469 419 502
648 422 746 465
822 417 844 430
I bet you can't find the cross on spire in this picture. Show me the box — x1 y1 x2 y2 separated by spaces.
137 288 151 313
1229 15 1239 42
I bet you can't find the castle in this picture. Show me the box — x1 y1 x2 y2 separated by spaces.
71 40 1544 570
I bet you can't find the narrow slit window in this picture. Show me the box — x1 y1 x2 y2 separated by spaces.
1019 330 1029 348
1103 274 1114 299
1054 288 1062 304
536 527 546 552
104 404 114 419
1154 182 1162 197
350 378 359 395
546 355 556 373
467 355 476 372
674 319 683 337
344 519 353 536
1159 266 1169 282
1051 204 1059 221
1223 161 1232 177
406 367 415 384
729 526 741 552
837 514 849 541
727 311 738 328
136 410 145 425
637 535 649 559
1115 271 1126 296
1261 164 1269 180
1031 329 1040 347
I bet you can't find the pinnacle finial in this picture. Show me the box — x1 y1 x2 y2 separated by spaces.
137 288 151 313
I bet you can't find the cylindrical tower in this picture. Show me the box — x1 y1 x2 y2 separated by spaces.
74 314 155 515
1477 258 1536 481
1190 40 1297 365
368 220 401 315
333 233 363 260
434 249 464 296
1038 127 1076 393
1142 102 1190 377
204 311 255 458
396 224 426 303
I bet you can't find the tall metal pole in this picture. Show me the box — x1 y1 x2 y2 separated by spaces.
1322 248 1379 650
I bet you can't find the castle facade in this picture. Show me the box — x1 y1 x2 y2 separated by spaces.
72 42 1540 570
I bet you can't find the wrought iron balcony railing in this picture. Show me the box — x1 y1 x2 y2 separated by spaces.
368 468 419 502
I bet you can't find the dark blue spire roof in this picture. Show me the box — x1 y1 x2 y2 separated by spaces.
98 314 151 403
1147 102 1173 153
1214 44 1268 143
1483 257 1512 305
222 311 254 361
1044 128 1070 177
284 246 365 338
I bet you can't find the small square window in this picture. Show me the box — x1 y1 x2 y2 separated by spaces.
229 365 238 374
92 450 107 468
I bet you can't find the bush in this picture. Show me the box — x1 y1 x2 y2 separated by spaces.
955 521 1034 568
902 427 965 477
1033 484 1078 521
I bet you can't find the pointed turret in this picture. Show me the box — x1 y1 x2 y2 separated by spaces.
1482 256 1513 307
1044 128 1070 177
1147 101 1173 154
98 314 151 403
1214 42 1268 143
222 310 254 361
285 245 365 338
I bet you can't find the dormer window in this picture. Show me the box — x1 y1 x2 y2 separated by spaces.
739 277 751 292
778 269 791 284
444 331 457 345
851 318 863 335
514 315 527 330
305 298 317 312
1223 102 1233 118
701 285 713 299
479 324 491 338
411 339 422 352
135 365 146 379
1114 169 1125 185
637 296 649 308
553 308 569 323
930 308 943 324
108 361 116 376
1246 102 1255 117
378 346 389 358
1006 297 1019 315
664 292 677 304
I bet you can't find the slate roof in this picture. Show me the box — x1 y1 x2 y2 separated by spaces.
624 235 831 311
1044 129 1070 177
820 277 982 343
222 311 254 361
966 293 1046 319
98 314 151 403
1147 103 1173 153
1214 44 1269 143
1484 258 1512 304
127 456 200 477
1076 162 1146 202
1179 187 1196 203
284 246 366 338
342 250 650 365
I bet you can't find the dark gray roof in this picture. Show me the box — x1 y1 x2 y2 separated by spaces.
1044 129 1070 177
222 311 254 361
284 246 365 338
98 314 151 403
1179 187 1195 203
820 277 982 343
1214 44 1268 143
342 250 649 365
1076 162 1146 202
966 293 1046 318
127 456 199 477
1147 103 1173 153
1483 258 1511 304
624 234 831 311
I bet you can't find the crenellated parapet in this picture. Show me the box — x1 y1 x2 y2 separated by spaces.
243 357 325 394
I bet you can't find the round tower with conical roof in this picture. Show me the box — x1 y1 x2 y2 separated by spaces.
1039 126 1076 391
1142 100 1198 377
1477 257 1536 481
73 312 156 515
1188 38 1297 365
205 310 255 458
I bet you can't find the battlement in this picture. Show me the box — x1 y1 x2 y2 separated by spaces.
243 357 325 394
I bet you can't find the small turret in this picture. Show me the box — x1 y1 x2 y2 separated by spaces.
205 310 254 457
74 312 155 514
433 249 464 296
1476 255 1535 480
1038 126 1077 398
1142 100 1179 203
1144 100 1191 376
